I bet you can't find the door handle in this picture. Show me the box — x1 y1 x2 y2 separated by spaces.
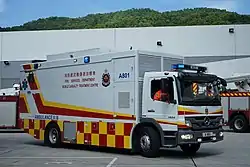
148 109 155 112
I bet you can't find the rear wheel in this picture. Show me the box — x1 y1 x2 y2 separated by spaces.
232 115 249 133
180 143 200 155
44 123 61 148
137 127 161 158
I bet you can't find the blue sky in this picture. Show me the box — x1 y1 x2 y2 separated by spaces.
0 0 249 27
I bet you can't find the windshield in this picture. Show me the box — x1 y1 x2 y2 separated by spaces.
176 77 221 106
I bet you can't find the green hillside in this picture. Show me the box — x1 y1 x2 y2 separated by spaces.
1 8 250 32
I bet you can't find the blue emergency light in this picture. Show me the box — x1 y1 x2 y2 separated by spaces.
172 64 207 73
83 56 90 63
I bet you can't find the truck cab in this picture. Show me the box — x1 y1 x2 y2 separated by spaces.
137 64 226 157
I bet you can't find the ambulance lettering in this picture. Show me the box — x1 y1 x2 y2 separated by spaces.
35 114 59 120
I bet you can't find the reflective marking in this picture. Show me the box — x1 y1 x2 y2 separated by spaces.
106 157 118 167
45 161 72 165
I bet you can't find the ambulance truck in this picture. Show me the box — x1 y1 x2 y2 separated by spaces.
18 50 226 158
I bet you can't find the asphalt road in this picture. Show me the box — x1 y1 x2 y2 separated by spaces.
0 132 249 167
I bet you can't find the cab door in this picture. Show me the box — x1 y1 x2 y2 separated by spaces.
144 76 178 131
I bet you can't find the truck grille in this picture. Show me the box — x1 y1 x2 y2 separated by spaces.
185 116 222 130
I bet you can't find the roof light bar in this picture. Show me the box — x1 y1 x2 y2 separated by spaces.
172 64 207 73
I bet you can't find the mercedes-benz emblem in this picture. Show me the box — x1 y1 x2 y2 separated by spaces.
205 108 208 115
204 117 210 126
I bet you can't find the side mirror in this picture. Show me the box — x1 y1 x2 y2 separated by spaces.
217 77 227 87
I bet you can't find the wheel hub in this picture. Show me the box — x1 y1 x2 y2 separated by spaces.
49 128 58 144
235 119 244 130
140 135 151 151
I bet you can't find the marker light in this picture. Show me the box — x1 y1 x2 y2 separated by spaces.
171 64 207 73
83 56 90 63
172 64 184 69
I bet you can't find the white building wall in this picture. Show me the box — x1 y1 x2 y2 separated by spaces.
198 57 250 78
235 25 250 56
198 57 250 89
0 24 249 61
1 29 116 61
115 25 236 57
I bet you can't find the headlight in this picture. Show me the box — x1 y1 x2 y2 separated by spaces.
181 134 194 140
219 118 224 126
185 120 192 127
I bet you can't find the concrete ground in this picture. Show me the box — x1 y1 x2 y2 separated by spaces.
0 132 249 167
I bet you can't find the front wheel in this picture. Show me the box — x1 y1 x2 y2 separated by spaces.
138 127 161 158
180 143 200 155
44 123 61 148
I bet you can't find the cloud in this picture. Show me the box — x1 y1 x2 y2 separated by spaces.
0 0 6 13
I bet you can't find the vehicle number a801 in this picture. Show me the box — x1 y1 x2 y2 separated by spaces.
119 72 130 79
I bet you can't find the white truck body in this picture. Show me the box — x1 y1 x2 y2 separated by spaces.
0 84 20 128
220 74 250 132
0 98 17 128
18 50 224 157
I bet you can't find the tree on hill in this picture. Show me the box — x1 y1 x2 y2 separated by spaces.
1 8 250 32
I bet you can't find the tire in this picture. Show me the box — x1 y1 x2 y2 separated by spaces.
137 126 161 158
232 115 249 133
44 123 61 148
180 143 200 155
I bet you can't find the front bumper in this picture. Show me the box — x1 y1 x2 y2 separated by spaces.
177 128 224 145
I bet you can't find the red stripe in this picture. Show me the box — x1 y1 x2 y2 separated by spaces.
212 111 223 114
77 122 84 133
29 119 34 129
18 119 24 129
84 133 91 144
115 135 124 148
178 125 189 129
124 123 133 136
26 76 38 90
23 64 31 70
28 81 38 90
178 111 200 115
178 111 185 115
34 129 40 139
32 93 134 120
107 122 115 135
0 96 18 102
18 97 29 113
91 122 99 134
178 111 222 115
99 134 107 146
40 120 46 129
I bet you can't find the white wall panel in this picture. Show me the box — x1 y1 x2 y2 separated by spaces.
198 57 250 78
235 25 250 56
1 29 115 61
0 25 250 61
115 25 236 57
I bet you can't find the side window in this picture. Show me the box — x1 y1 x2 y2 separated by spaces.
151 79 161 99
150 78 175 102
